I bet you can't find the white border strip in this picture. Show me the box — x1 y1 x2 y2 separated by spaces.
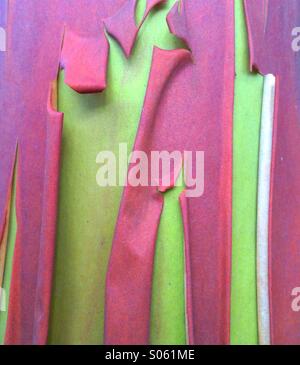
0 287 6 312
257 74 276 345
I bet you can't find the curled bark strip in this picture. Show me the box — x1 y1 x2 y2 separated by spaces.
60 28 109 94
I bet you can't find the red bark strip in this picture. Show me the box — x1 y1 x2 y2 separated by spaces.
31 81 63 345
105 47 191 345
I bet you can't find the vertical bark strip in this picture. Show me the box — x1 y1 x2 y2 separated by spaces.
32 82 63 345
245 0 300 344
